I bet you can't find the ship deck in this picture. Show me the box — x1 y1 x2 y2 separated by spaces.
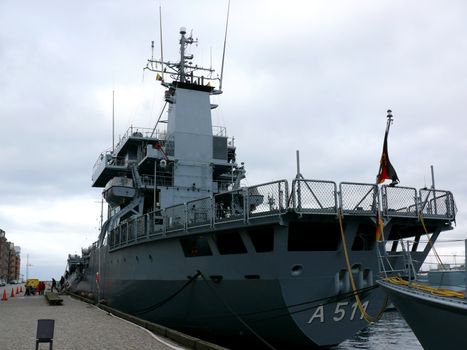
104 179 455 252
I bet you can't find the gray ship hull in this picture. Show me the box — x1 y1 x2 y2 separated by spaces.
70 214 397 349
67 179 456 348
379 280 467 350
84 249 387 348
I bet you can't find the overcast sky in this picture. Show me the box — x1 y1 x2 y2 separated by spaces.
1 0 466 280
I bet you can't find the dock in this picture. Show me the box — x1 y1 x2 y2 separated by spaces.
0 287 226 350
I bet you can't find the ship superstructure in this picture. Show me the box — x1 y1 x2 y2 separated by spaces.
92 27 239 246
66 28 457 349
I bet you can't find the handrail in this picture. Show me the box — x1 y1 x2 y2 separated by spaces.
292 179 338 214
95 124 234 174
419 189 456 219
339 182 378 216
107 179 456 251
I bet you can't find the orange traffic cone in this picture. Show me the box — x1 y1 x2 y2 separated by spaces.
16 286 19 294
19 285 23 293
10 288 14 298
1 290 7 301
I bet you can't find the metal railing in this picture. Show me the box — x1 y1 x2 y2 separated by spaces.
214 188 245 224
107 179 456 250
377 240 418 279
187 197 213 229
92 154 127 182
94 124 234 177
247 180 288 217
419 189 456 219
141 174 173 188
92 125 167 180
165 204 186 233
292 179 337 214
381 185 418 217
339 182 378 215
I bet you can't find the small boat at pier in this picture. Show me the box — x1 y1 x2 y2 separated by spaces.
379 241 467 350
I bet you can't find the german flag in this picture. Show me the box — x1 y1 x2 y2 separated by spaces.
376 110 399 186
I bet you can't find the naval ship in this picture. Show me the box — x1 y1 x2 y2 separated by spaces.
65 27 457 349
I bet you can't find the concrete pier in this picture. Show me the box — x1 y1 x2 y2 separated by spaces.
0 289 190 350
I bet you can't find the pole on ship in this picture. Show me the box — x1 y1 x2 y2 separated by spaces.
100 198 104 233
296 150 302 210
154 159 157 212
465 239 467 299
112 90 115 152
431 165 438 215
430 165 436 190
296 150 302 178
219 0 230 92
159 5 164 81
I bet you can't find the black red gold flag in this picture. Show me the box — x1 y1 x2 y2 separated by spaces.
376 110 399 186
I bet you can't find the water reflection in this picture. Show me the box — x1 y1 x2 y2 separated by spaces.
335 311 422 350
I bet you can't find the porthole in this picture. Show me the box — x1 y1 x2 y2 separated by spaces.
291 264 303 277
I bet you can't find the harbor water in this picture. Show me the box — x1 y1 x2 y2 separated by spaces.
336 311 422 350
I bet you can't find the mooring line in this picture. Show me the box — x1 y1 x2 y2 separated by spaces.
198 270 278 350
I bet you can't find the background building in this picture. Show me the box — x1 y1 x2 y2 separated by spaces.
9 245 21 281
0 229 21 282
0 229 8 281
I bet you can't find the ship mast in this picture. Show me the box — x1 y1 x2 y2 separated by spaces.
145 28 220 93
178 27 194 83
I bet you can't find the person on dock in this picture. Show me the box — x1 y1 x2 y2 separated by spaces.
59 276 65 291
38 281 45 295
51 278 57 292
25 285 32 296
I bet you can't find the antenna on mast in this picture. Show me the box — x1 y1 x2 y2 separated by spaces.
159 5 165 81
219 0 230 92
112 90 115 152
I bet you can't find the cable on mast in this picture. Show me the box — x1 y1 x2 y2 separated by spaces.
219 0 230 92
159 5 164 81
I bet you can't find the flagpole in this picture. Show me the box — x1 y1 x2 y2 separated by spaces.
376 109 399 186
376 109 397 242
385 109 393 134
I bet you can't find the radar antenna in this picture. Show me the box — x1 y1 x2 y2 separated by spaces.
144 8 228 93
